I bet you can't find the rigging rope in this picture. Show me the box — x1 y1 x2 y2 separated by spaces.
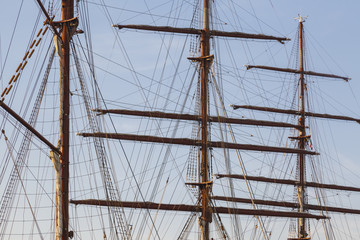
0 47 55 233
73 3 162 235
211 66 269 240
72 43 131 239
2 130 45 240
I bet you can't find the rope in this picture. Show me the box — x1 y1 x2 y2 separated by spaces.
2 130 45 240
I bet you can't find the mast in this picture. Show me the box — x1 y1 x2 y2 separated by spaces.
296 15 308 240
238 16 356 240
59 0 73 239
200 0 211 239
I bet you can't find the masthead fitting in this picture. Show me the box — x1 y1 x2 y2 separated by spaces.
294 14 308 23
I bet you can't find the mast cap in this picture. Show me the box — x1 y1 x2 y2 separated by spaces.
295 14 308 23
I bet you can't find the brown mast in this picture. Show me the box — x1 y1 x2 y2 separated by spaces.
296 15 308 240
237 16 356 240
200 0 211 239
59 0 73 239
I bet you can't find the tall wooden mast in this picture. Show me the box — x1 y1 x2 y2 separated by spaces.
59 0 73 239
200 0 211 239
297 15 308 239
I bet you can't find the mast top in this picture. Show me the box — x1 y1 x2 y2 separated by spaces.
295 15 308 23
